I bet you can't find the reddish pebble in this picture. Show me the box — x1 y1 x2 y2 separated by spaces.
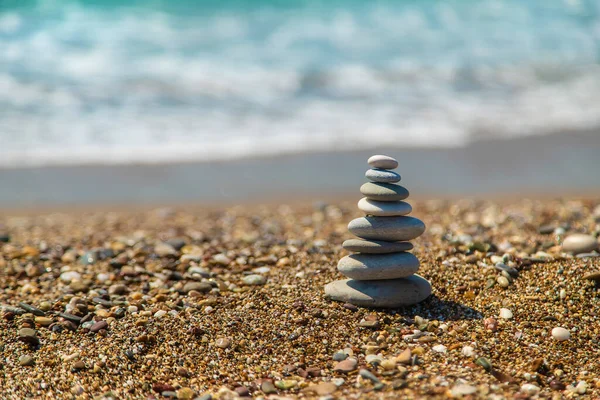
90 320 108 333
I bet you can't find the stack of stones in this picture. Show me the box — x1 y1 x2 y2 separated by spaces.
325 155 431 308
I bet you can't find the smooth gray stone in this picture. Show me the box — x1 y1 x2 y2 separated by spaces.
324 275 432 308
358 197 412 216
342 239 413 254
562 234 598 255
360 182 409 202
368 155 398 170
348 216 425 241
365 169 401 183
338 252 419 280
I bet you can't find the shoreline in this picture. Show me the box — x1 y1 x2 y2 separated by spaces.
1 130 600 210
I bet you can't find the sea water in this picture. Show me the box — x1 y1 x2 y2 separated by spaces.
1 0 600 168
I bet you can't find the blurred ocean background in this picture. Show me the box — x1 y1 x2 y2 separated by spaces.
1 0 600 207
1 0 600 167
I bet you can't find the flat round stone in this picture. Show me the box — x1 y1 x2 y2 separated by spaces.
365 169 401 183
324 275 432 308
358 198 412 216
368 155 398 170
360 182 409 202
562 234 598 255
342 239 413 254
348 216 425 241
338 252 419 280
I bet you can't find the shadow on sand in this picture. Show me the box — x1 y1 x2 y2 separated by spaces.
366 295 483 322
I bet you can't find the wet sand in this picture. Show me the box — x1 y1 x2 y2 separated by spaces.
1 198 599 399
1 130 600 209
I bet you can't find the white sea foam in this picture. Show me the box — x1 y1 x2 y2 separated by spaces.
1 0 600 168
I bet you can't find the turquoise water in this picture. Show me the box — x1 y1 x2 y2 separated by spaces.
1 0 600 167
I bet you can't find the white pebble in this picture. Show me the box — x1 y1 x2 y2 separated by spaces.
450 384 477 397
432 344 447 353
499 308 513 320
575 381 588 394
461 346 475 357
520 384 540 395
559 289 567 299
96 273 110 282
153 310 167 318
127 306 138 314
551 327 571 341
60 271 81 283
242 274 267 286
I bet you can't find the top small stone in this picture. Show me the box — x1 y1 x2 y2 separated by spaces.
368 155 398 170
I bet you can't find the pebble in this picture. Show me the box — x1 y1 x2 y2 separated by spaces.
59 312 82 323
365 169 401 183
305 382 337 396
18 302 46 316
359 182 409 202
551 327 570 341
176 388 195 400
90 320 108 333
450 384 477 397
357 198 412 217
365 354 382 365
261 381 277 394
155 242 178 257
432 344 447 353
35 316 53 326
332 351 348 361
19 355 35 366
182 282 212 293
333 358 357 373
18 328 40 346
583 271 600 282
154 310 167 318
242 274 267 286
520 383 540 395
275 380 297 390
461 346 475 357
499 308 513 320
337 252 420 280
562 234 598 255
342 239 413 254
497 276 510 288
348 216 425 241
108 284 128 295
324 275 431 308
368 155 398 170
60 271 81 283
216 338 231 349
396 348 412 364
494 263 519 278
359 369 380 383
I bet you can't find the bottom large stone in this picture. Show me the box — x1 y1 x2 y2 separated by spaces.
324 275 431 308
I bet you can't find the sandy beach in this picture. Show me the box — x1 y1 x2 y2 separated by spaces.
1 198 599 399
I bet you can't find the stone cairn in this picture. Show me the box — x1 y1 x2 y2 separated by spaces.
325 155 431 308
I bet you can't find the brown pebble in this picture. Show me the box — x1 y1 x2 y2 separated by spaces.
216 338 231 349
90 320 108 333
177 367 191 377
261 380 277 394
396 348 412 365
305 382 337 396
333 358 357 373
549 380 566 390
72 361 86 370
152 383 175 393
